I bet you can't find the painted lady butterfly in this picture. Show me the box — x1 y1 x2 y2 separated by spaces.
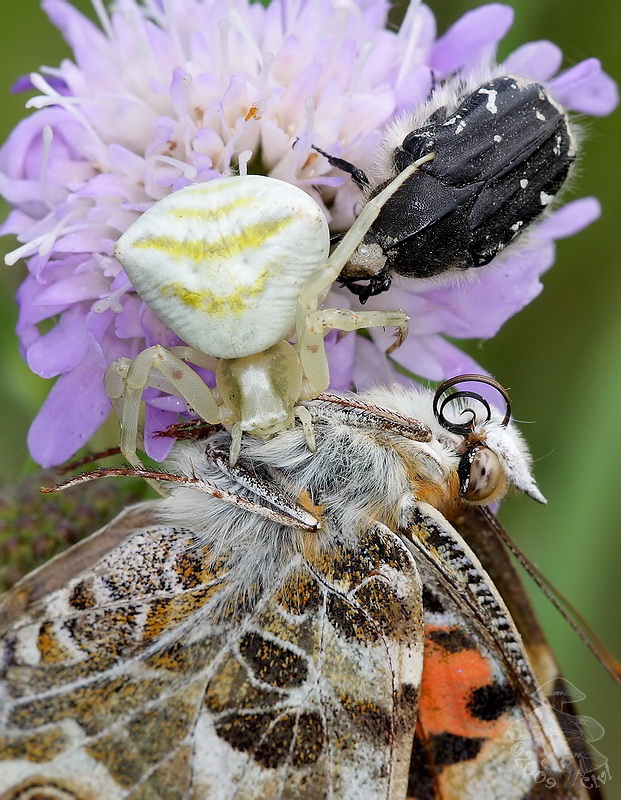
0 377 605 798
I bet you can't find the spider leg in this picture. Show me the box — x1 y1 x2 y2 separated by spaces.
106 346 226 474
297 308 408 400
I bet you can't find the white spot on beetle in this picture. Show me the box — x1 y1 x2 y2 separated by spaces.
540 191 554 206
520 178 529 189
511 221 523 232
536 110 546 121
455 120 467 135
479 88 498 114
494 134 502 143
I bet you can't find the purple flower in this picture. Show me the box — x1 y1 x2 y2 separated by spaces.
1 0 617 467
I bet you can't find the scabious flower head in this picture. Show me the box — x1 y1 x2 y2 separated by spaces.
1 0 617 467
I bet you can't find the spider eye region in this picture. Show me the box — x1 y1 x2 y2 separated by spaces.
114 175 330 359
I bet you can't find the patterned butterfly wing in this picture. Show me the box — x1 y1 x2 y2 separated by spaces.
448 504 607 799
0 506 423 799
401 501 592 800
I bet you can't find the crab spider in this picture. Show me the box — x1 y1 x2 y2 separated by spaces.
107 154 433 472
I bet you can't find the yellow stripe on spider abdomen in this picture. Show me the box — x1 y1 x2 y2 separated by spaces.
160 267 273 318
130 215 294 263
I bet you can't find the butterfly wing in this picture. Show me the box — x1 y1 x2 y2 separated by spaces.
448 504 606 799
0 507 423 800
401 501 591 800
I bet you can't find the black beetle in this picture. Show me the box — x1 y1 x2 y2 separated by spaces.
316 72 576 303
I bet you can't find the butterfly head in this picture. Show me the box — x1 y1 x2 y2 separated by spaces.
432 375 546 506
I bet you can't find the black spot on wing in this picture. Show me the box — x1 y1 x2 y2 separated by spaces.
430 732 484 766
467 681 517 722
408 733 436 799
428 627 476 653
422 585 445 615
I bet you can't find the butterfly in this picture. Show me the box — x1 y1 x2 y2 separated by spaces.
0 376 606 799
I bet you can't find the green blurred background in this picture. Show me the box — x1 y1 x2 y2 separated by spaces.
0 0 619 789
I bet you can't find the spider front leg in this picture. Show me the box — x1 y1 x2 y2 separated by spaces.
105 345 227 473
298 152 435 311
297 308 409 400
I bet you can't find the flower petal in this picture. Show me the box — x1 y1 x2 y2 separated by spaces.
533 197 601 241
26 304 89 378
27 350 110 467
144 404 177 461
431 4 514 76
550 58 619 116
503 41 563 81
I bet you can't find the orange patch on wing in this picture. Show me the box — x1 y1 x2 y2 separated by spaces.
419 625 507 739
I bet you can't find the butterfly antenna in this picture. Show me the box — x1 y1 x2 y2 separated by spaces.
481 507 621 686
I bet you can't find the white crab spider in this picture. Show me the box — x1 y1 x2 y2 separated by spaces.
106 154 433 470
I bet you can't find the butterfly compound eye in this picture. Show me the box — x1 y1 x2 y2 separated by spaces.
459 446 505 502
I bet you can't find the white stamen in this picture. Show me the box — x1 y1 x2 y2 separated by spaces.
237 149 252 177
154 155 198 180
396 0 423 88
347 41 374 102
228 7 264 67
5 235 49 266
260 52 274 97
218 117 246 172
218 19 231 85
4 210 86 266
161 0 188 62
26 73 109 167
93 282 131 314
39 210 88 257
39 125 54 209
304 94 315 150
90 0 114 40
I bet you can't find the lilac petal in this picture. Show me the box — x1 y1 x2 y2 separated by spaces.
0 208 34 237
0 175 45 205
144 404 177 461
326 329 356 392
352 337 410 391
388 333 445 381
431 4 514 76
503 41 563 81
420 243 555 340
27 350 111 467
146 394 190 413
114 295 145 339
400 335 486 382
26 305 89 378
36 272 110 305
533 197 601 241
42 0 107 54
12 73 70 95
0 108 69 180
550 59 619 116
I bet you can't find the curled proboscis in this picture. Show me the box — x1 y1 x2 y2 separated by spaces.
432 374 511 435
